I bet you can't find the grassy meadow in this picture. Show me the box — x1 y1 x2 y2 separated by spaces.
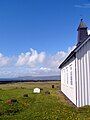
0 81 90 120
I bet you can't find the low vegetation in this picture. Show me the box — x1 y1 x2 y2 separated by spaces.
0 81 90 120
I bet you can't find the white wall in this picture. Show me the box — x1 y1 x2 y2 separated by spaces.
61 57 76 105
76 39 90 107
61 38 90 107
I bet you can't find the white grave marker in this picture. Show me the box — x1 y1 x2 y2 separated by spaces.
33 88 40 93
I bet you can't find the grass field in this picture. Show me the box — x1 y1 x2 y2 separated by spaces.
0 81 90 120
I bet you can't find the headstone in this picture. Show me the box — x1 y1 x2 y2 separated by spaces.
33 88 40 93
23 94 28 98
52 85 54 88
5 99 18 105
45 91 50 95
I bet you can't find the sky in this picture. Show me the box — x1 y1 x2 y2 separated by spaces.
0 0 90 78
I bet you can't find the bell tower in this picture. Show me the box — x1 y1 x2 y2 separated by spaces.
77 19 88 46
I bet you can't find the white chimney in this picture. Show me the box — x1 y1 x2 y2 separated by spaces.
88 30 90 35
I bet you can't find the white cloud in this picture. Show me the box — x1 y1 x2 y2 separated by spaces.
15 46 76 77
0 46 76 77
75 4 90 8
44 51 67 69
44 45 76 69
40 67 51 72
16 48 45 67
0 53 10 67
15 48 68 76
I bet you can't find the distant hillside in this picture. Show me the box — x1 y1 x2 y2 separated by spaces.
16 75 60 81
0 75 60 83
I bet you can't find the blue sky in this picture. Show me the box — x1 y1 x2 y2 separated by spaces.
0 0 90 77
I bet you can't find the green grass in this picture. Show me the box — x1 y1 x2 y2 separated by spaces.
0 81 90 120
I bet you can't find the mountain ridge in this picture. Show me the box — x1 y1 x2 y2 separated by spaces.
0 75 60 82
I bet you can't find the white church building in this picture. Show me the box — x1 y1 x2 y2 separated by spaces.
59 19 90 107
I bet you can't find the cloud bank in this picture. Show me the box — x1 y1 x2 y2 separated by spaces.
0 46 76 78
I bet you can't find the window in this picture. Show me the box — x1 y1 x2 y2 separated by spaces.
66 67 68 84
63 69 65 83
70 65 73 85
